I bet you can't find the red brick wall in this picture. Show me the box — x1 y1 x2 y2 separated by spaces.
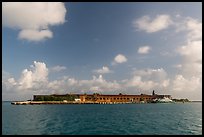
80 94 154 103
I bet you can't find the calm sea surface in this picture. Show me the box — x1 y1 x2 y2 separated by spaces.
2 101 202 135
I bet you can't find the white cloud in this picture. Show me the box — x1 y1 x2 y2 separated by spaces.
78 75 121 93
7 78 17 86
172 75 200 92
90 86 101 92
2 2 66 41
176 18 202 78
3 63 171 100
113 54 127 64
54 75 120 94
177 40 201 61
175 17 202 41
47 76 78 94
171 75 201 100
124 68 169 92
176 18 202 64
93 66 112 74
3 61 49 90
185 18 202 41
133 68 167 81
2 59 201 101
18 69 33 89
2 62 121 100
126 75 159 91
162 79 170 88
2 61 49 100
133 14 172 33
171 16 202 100
18 61 48 89
50 65 67 72
138 46 151 54
176 40 202 81
18 29 53 41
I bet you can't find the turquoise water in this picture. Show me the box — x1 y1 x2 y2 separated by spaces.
2 102 202 135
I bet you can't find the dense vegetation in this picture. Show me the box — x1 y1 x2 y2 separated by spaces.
34 95 79 101
172 98 190 102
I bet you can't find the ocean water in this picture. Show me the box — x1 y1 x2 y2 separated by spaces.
2 102 202 135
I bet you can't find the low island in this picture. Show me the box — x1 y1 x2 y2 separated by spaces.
11 90 190 105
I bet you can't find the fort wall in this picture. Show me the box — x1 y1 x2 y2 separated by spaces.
33 92 171 103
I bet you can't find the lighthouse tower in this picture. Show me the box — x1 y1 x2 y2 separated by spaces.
152 90 155 96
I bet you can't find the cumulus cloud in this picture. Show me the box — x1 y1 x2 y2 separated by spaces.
113 54 127 64
185 18 202 41
175 17 202 41
50 65 67 72
172 75 200 92
176 18 202 78
125 75 159 91
18 29 53 41
2 62 121 100
171 75 201 100
47 76 78 94
18 61 49 89
124 68 169 92
133 68 167 82
47 75 121 94
171 16 202 100
2 61 49 100
3 60 201 100
132 14 202 100
79 75 121 93
173 41 202 100
162 79 170 88
93 66 112 74
2 2 66 41
138 46 151 54
177 40 202 63
2 61 177 100
3 61 48 91
133 14 172 33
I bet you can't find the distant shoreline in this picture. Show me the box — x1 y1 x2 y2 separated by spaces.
191 101 202 102
6 100 202 105
2 100 202 102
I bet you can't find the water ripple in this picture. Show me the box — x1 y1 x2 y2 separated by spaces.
2 102 202 135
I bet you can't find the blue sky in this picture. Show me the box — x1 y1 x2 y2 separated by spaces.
2 2 202 101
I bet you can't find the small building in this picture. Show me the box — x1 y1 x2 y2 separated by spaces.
74 98 81 102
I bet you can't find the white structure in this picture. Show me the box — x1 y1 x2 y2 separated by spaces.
74 98 81 102
157 97 173 103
